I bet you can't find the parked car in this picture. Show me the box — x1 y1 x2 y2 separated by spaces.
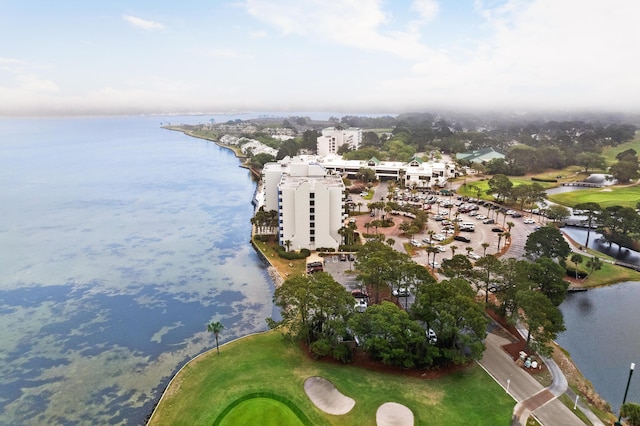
468 252 481 260
392 287 411 297
454 235 471 243
482 218 495 224
340 253 347 261
431 233 445 241
523 218 536 224
476 214 488 220
427 328 437 344
354 298 368 312
511 213 522 218
491 227 504 233
429 261 441 269
351 290 368 299
410 239 423 247
348 253 355 261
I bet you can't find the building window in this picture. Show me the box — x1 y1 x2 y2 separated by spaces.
310 208 315 213
310 215 315 221
310 229 315 235
310 200 315 206
310 193 315 199
310 236 315 242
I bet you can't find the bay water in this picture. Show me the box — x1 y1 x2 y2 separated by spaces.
0 115 275 425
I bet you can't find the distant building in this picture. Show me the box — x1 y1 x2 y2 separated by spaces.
317 127 362 155
456 147 505 163
315 155 456 188
262 157 345 250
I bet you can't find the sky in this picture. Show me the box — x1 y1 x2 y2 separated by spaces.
1 0 639 116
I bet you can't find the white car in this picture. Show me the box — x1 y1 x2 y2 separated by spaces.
476 214 487 220
392 287 411 297
523 218 536 224
468 252 481 260
354 298 368 312
410 239 423 247
429 261 440 269
427 328 437 344
506 209 516 215
431 233 445 241
442 228 455 235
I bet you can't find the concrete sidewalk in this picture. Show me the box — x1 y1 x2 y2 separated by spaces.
478 332 587 425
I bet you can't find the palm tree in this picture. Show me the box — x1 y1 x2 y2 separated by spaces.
450 245 458 258
506 221 515 233
481 242 490 257
207 321 224 354
585 256 603 280
497 232 504 252
357 202 362 213
466 246 473 257
284 240 292 252
570 253 583 279
386 238 395 247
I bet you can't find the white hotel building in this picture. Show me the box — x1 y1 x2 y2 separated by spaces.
259 154 457 250
262 157 345 251
316 127 362 155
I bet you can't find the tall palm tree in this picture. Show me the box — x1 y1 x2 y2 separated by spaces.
207 321 224 354
506 221 515 233
284 240 292 252
497 232 504 252
570 253 583 279
481 242 490 257
450 245 458 258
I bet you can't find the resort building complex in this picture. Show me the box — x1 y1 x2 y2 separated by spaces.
259 154 457 250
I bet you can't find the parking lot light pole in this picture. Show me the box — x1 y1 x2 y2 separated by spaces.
615 362 635 426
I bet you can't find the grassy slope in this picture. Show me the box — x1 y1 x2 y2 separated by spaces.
148 331 513 426
547 185 640 209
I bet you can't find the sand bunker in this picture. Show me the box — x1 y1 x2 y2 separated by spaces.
303 376 355 415
376 402 414 426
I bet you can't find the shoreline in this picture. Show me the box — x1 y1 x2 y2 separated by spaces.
165 125 616 423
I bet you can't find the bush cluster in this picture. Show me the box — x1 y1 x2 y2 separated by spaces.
276 246 311 259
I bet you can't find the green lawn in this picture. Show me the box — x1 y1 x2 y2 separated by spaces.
458 178 556 201
601 133 640 165
148 331 514 426
547 185 640 209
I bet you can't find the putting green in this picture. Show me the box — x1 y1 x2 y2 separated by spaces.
214 393 310 426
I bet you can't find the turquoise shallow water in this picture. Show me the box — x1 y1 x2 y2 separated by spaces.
0 116 275 425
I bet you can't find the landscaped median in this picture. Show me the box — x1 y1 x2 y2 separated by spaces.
148 330 514 425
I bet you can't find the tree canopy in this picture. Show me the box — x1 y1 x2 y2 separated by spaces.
524 226 571 261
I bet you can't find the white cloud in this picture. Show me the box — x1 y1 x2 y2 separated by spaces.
411 0 439 21
123 15 166 31
388 0 640 110
243 0 428 59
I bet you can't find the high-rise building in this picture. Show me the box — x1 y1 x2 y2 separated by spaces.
262 157 345 250
316 127 362 155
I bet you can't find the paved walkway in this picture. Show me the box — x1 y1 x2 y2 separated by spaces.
479 329 603 426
